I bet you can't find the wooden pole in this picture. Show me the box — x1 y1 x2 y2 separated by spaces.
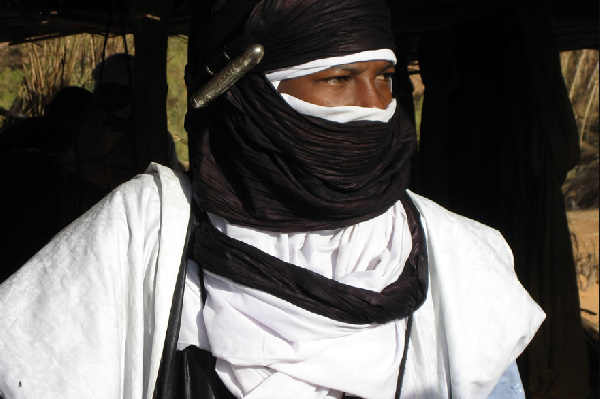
127 0 171 171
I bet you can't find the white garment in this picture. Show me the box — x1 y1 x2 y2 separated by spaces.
205 201 413 399
179 192 545 398
0 163 191 399
0 165 545 399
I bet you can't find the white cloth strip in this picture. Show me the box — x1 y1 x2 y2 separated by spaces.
265 49 397 82
207 198 411 292
280 94 397 123
204 199 413 398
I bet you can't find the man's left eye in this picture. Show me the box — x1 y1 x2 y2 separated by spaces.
377 73 394 81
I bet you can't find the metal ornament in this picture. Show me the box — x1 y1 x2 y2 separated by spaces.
191 44 265 109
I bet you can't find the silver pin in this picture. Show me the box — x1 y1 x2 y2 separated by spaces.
191 44 265 109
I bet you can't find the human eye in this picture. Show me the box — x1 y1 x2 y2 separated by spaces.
376 70 395 82
322 75 351 85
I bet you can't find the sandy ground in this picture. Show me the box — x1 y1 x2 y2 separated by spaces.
567 208 599 326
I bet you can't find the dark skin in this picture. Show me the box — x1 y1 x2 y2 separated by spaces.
277 60 395 109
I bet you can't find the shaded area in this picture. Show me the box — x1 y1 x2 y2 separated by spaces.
0 87 107 282
392 3 595 397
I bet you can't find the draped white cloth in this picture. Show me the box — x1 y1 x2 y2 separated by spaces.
178 192 545 399
0 163 191 399
278 96 397 123
0 164 545 399
206 200 412 399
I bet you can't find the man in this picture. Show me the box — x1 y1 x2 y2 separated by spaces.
0 0 543 398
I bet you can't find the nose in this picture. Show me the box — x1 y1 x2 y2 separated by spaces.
356 79 390 109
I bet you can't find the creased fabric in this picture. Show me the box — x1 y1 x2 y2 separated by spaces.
0 166 545 398
178 191 545 398
186 0 396 92
278 96 398 123
192 74 416 231
202 199 413 399
192 193 427 325
186 0 412 232
0 164 191 399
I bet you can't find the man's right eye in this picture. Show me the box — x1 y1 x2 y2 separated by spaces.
323 76 350 84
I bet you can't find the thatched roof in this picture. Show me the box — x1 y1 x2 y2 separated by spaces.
0 0 192 44
0 0 597 51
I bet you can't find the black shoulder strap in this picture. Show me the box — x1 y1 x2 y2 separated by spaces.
153 201 235 399
152 205 196 399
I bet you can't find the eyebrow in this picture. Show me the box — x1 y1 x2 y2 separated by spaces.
329 61 396 74
380 61 396 72
377 61 396 73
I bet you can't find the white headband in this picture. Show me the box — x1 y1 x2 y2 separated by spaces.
265 49 397 82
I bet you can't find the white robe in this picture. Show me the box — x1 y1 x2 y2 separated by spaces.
0 163 190 398
179 194 545 399
0 164 544 398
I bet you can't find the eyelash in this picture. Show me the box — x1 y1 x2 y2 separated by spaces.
322 72 395 85
324 76 350 84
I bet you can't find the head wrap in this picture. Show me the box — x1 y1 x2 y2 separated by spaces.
186 0 396 91
186 0 417 232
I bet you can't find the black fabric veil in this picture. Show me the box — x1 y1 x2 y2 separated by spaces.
186 0 419 232
186 0 397 90
184 0 428 326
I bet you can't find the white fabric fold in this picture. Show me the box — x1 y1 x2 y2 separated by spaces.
402 191 546 398
207 199 411 290
279 95 397 123
265 49 397 82
181 192 545 398
0 163 192 399
203 273 406 399
202 201 413 398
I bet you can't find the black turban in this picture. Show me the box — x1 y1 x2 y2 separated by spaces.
185 0 416 232
185 0 396 92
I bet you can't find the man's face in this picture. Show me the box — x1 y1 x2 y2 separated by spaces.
277 60 395 109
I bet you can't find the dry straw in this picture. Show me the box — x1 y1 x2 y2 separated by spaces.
10 34 133 118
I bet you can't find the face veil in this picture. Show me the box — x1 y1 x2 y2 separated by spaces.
185 0 417 232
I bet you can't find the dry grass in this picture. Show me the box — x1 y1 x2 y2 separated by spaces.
563 143 600 210
5 34 133 121
569 208 599 328
571 230 599 292
560 49 599 146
